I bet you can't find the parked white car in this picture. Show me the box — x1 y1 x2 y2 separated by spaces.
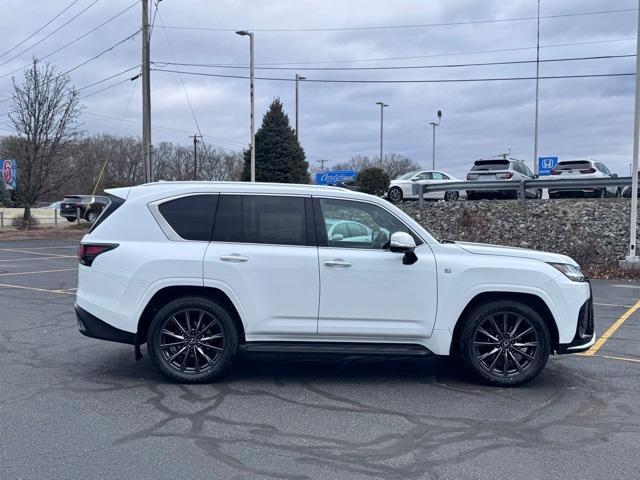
387 170 463 203
548 160 620 198
76 182 594 387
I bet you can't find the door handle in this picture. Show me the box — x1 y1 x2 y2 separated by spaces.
324 259 352 268
220 254 249 263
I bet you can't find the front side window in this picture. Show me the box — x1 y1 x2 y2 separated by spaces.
431 172 447 180
158 194 218 241
317 198 420 250
413 172 432 181
213 195 310 246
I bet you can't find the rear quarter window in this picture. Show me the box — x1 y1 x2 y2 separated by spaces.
158 194 219 241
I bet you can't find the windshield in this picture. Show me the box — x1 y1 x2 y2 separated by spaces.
396 171 419 180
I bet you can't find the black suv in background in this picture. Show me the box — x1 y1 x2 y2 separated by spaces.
60 195 110 222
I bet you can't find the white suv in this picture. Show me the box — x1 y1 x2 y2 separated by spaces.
76 182 594 386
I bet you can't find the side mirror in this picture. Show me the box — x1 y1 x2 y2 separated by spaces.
533 174 539 179
389 232 415 253
389 232 418 265
612 173 618 178
330 233 344 241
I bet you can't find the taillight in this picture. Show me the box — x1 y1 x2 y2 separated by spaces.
550 170 561 175
467 173 478 180
580 168 596 174
78 243 118 266
497 172 513 179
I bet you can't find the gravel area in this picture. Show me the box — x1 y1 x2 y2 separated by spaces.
398 198 630 275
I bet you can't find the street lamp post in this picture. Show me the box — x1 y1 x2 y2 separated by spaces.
376 101 388 168
236 30 255 182
295 74 306 140
429 110 442 170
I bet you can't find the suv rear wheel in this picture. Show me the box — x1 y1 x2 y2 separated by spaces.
458 300 550 387
148 296 239 383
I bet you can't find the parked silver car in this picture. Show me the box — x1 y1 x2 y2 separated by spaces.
466 159 540 200
548 160 620 198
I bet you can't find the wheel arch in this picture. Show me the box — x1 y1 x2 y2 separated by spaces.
450 291 559 355
136 285 246 346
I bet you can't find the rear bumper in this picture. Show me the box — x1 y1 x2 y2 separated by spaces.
75 303 135 345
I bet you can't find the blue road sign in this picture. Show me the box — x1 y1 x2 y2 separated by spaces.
315 170 357 185
538 157 558 176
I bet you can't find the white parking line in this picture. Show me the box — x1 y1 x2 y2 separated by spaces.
0 255 76 263
613 284 640 289
594 302 635 308
0 248 72 257
0 282 75 295
0 268 76 277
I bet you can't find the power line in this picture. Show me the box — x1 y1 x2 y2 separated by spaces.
0 0 100 69
156 8 208 153
76 65 141 91
0 0 79 60
153 68 636 83
0 1 138 81
0 30 141 84
153 54 635 72
161 7 637 33
84 112 245 148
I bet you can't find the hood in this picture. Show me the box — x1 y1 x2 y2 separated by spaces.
453 241 577 266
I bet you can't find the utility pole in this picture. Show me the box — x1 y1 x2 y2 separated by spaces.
532 0 541 176
429 110 442 170
236 30 255 182
295 74 306 140
316 159 328 172
376 101 388 168
189 133 203 180
141 0 152 183
627 0 640 263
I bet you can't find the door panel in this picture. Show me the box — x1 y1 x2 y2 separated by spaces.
204 243 319 335
318 246 437 337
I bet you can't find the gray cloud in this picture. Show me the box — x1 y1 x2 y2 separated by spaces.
0 0 637 177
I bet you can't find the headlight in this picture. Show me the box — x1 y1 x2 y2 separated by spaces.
548 263 586 282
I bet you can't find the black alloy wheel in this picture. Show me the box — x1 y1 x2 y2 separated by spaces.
148 297 238 383
459 301 550 387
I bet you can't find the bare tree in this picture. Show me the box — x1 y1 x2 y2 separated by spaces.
8 59 81 228
333 153 420 180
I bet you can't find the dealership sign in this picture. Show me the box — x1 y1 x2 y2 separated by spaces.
537 156 558 176
315 170 357 185
1 159 16 189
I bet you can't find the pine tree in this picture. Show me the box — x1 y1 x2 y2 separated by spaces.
241 98 310 183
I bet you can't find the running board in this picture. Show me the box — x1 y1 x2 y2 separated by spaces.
244 342 432 356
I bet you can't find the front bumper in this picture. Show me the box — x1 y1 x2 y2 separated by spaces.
75 303 135 345
557 287 595 354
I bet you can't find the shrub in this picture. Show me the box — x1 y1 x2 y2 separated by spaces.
356 167 390 196
11 215 39 230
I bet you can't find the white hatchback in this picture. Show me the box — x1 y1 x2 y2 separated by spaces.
76 182 594 386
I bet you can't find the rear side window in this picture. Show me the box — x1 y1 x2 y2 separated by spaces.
158 194 218 241
213 195 313 246
88 194 121 233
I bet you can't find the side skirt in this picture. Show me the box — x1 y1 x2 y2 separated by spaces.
244 341 432 357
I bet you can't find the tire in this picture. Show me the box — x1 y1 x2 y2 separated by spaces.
444 191 459 202
466 191 477 201
388 187 403 203
66 217 76 222
85 210 98 223
148 296 239 383
616 188 622 199
536 189 542 199
458 300 551 387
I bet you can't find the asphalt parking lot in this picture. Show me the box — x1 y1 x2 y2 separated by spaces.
1 239 639 479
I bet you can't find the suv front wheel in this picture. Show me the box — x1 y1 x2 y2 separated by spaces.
148 296 239 383
458 300 550 387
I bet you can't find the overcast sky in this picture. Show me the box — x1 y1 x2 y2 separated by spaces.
0 0 637 177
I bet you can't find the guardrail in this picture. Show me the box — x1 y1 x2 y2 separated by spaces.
413 176 632 206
